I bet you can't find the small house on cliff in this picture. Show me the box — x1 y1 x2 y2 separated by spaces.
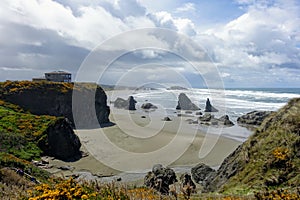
33 71 71 83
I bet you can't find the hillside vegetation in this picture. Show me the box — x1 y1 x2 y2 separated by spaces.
0 100 57 161
0 81 110 128
217 98 300 193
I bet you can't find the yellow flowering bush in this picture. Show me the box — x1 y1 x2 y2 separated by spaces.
273 147 289 161
26 178 129 200
255 188 300 200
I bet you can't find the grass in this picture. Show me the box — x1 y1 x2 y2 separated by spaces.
0 80 106 95
0 102 57 161
220 98 300 193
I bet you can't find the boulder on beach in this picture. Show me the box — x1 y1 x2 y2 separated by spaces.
144 164 177 194
191 163 216 187
176 93 200 110
237 110 274 127
141 103 158 109
162 116 172 121
199 114 234 127
114 97 128 109
41 118 82 161
204 98 218 112
113 96 137 110
199 113 213 122
219 115 234 126
128 96 137 110
195 111 202 115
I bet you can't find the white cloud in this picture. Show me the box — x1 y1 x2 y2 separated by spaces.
0 0 299 87
203 0 300 70
147 11 196 36
175 3 195 13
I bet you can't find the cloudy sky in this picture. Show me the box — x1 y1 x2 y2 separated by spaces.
0 0 299 88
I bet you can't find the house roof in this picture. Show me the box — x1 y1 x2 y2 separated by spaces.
45 71 71 75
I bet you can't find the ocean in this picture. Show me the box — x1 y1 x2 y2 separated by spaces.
128 88 300 141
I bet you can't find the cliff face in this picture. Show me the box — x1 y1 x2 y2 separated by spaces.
39 118 81 160
194 98 300 193
0 100 81 161
0 81 110 128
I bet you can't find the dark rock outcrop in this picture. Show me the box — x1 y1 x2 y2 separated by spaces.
38 118 81 161
237 111 273 127
191 163 216 189
199 113 213 122
195 111 202 115
162 117 172 121
0 81 110 128
113 96 137 110
191 146 243 192
128 96 137 110
144 164 177 194
176 93 199 110
219 115 234 126
204 98 218 112
199 114 234 127
141 103 158 109
114 98 128 109
180 173 196 197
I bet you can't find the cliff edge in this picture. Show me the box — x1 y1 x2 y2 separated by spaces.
0 81 110 128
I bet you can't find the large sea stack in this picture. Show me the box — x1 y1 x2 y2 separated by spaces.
204 98 218 112
176 93 199 110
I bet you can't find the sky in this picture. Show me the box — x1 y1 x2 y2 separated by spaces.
0 0 299 88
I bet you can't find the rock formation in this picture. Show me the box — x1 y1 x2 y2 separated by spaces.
128 96 137 110
199 114 234 127
191 163 216 189
218 115 234 126
39 118 81 161
0 81 110 129
162 117 172 121
113 96 137 110
180 173 196 197
176 93 199 110
114 98 128 109
0 100 81 161
141 103 158 109
237 110 274 127
144 164 177 194
204 98 218 112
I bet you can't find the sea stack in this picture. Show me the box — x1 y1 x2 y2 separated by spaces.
128 96 137 110
176 93 200 110
204 98 218 112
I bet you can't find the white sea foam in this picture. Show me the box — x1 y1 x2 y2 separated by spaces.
127 88 300 141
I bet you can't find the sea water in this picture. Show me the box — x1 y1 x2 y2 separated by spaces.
130 88 300 141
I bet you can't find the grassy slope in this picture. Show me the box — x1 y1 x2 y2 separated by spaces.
222 98 300 193
0 100 58 161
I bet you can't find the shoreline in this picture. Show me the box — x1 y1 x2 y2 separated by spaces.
46 100 242 184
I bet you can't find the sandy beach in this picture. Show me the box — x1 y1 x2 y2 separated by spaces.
47 90 241 183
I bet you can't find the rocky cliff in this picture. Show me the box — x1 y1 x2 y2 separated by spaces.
0 100 81 161
192 98 300 193
0 81 110 128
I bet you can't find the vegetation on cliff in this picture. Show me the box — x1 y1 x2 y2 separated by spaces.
0 101 57 160
0 81 110 128
215 98 300 194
